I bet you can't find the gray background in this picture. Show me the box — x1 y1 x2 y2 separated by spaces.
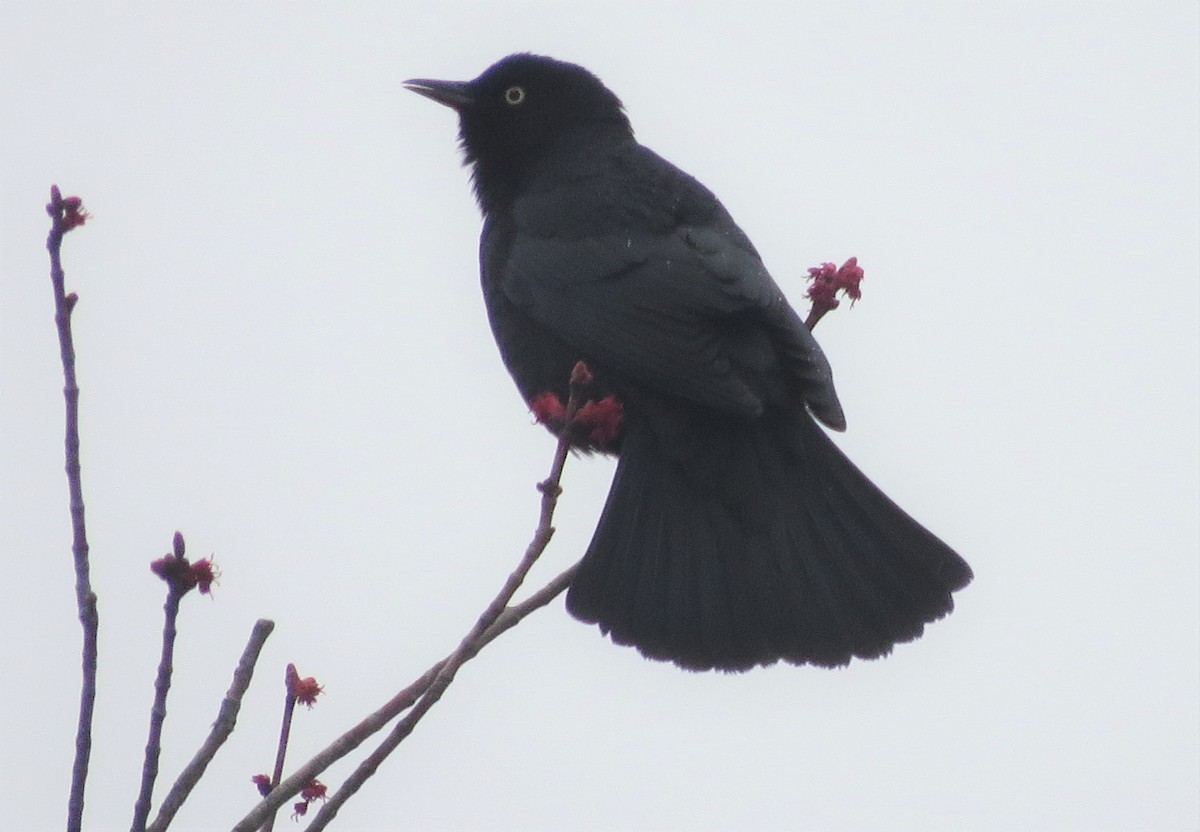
2 3 1197 830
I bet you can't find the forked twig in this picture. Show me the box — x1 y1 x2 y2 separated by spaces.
231 363 592 831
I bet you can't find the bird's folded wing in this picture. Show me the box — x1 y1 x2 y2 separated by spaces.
502 223 844 427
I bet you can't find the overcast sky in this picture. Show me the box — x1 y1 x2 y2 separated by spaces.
2 3 1197 831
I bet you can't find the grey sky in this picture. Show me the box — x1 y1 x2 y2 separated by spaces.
2 3 1197 830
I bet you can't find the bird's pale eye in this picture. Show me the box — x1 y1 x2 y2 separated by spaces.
504 86 526 106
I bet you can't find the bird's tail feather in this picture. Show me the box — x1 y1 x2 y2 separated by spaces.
565 404 972 671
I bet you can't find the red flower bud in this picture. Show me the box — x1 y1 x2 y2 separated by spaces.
251 773 272 796
530 392 567 428
575 396 624 448
835 257 864 304
187 558 219 595
300 779 328 802
286 663 323 708
804 256 865 329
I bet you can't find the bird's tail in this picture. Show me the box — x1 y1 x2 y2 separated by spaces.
565 402 973 672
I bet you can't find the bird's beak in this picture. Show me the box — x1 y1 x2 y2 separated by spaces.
403 78 473 111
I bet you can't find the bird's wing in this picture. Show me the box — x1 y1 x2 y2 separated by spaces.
501 210 845 428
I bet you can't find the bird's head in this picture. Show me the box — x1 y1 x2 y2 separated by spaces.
405 54 633 209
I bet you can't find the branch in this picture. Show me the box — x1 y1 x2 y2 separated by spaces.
228 566 577 830
230 363 592 831
260 667 304 832
146 619 275 832
46 185 98 832
131 587 184 832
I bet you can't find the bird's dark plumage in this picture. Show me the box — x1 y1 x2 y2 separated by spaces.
406 54 971 671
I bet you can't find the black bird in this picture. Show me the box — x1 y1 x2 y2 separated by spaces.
405 54 971 672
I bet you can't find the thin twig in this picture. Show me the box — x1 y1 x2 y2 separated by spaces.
131 587 184 832
228 563 577 830
46 185 98 832
230 366 590 831
229 660 444 832
146 619 275 832
298 565 580 829
302 369 589 829
261 670 299 832
484 562 579 641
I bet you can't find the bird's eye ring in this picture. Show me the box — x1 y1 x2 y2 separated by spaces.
504 86 526 105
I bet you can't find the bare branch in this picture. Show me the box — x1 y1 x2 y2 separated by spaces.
46 185 98 832
301 367 590 829
146 619 275 832
231 364 591 831
260 666 304 832
131 586 184 832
